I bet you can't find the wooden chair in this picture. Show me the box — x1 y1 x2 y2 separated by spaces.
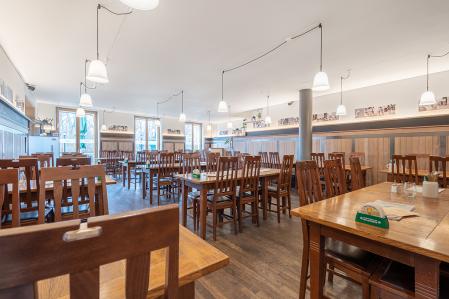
156 153 176 205
30 153 53 168
350 152 365 165
311 153 325 169
258 152 270 168
206 156 239 241
0 169 20 228
350 156 365 191
391 155 418 184
0 158 40 226
0 205 179 299
329 152 346 164
296 160 378 299
237 156 261 232
182 153 202 231
39 165 109 223
323 159 347 198
57 157 91 167
269 152 281 169
267 155 294 223
429 155 449 187
206 152 219 172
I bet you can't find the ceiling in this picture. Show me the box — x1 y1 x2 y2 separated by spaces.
1 0 448 121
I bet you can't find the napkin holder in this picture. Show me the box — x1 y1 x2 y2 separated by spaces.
355 203 389 229
422 181 439 198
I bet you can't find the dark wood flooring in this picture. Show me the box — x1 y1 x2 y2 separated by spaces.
107 181 361 298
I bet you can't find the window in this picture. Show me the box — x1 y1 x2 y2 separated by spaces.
185 122 202 151
135 117 160 152
57 108 97 159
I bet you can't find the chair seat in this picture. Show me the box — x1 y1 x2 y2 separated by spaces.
188 190 214 198
325 239 377 270
267 185 278 192
207 195 232 203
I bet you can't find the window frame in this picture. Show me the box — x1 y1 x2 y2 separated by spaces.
134 116 161 152
184 122 203 151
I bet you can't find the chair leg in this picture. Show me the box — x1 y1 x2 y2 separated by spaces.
238 201 243 233
362 278 370 299
193 199 197 231
232 199 238 235
288 193 292 218
157 184 160 206
255 200 260 227
213 206 217 241
276 196 281 223
327 262 334 283
299 237 309 299
282 197 286 214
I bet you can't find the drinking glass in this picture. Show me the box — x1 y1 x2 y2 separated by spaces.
403 182 417 199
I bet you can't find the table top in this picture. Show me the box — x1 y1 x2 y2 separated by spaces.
292 182 449 263
379 168 438 177
175 168 280 185
16 176 116 193
36 226 229 299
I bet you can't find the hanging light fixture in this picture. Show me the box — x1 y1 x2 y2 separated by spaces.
206 110 212 131
119 0 159 10
179 90 186 122
87 5 132 84
336 70 351 116
218 71 228 113
419 54 439 106
312 24 330 91
101 110 107 131
265 95 272 125
76 107 86 118
80 60 95 107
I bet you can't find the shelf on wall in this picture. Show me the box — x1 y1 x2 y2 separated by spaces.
100 130 134 135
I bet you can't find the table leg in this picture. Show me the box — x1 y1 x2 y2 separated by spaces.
142 171 147 199
309 222 325 299
415 255 440 299
149 169 154 205
200 188 207 240
122 165 126 187
182 181 188 227
127 166 131 190
262 176 268 220
178 281 195 299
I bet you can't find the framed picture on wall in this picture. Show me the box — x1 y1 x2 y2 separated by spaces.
418 97 449 112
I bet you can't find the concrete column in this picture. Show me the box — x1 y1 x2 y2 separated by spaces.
298 88 313 161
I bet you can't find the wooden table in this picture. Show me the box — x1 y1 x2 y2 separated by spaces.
17 176 116 193
292 182 449 299
119 160 145 188
36 225 229 299
176 168 280 240
141 162 207 201
380 168 442 183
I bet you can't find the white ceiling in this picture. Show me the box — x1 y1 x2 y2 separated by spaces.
1 0 449 121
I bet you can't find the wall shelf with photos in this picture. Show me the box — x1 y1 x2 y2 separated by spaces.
418 96 449 112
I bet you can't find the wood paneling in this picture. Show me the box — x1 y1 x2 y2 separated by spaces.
278 139 296 159
323 138 352 163
394 136 439 170
354 137 390 185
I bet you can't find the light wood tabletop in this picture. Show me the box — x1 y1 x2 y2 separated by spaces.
292 182 449 299
36 225 229 299
177 168 281 240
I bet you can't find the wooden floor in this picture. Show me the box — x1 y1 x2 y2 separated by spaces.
108 181 361 299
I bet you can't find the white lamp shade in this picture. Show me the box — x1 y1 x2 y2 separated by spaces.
119 0 159 10
312 71 330 91
101 124 107 131
419 90 437 106
218 100 228 113
87 60 109 84
76 107 86 118
336 104 347 116
265 115 272 124
206 124 212 131
155 119 161 126
179 113 186 122
79 93 93 107
227 121 233 129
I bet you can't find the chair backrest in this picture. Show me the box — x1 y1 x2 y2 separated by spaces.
57 157 91 167
206 152 220 172
182 153 201 174
328 152 346 165
429 155 449 187
277 155 294 193
349 156 365 191
350 152 365 165
136 151 146 163
0 205 179 299
0 169 20 228
213 157 238 201
0 158 39 210
158 153 175 179
174 151 183 163
392 154 418 184
269 152 281 169
39 165 109 223
258 152 270 168
240 156 261 197
311 152 325 169
323 159 347 198
33 152 55 167
28 153 53 168
296 161 323 207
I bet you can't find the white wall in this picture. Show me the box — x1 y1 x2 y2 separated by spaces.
213 70 449 134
